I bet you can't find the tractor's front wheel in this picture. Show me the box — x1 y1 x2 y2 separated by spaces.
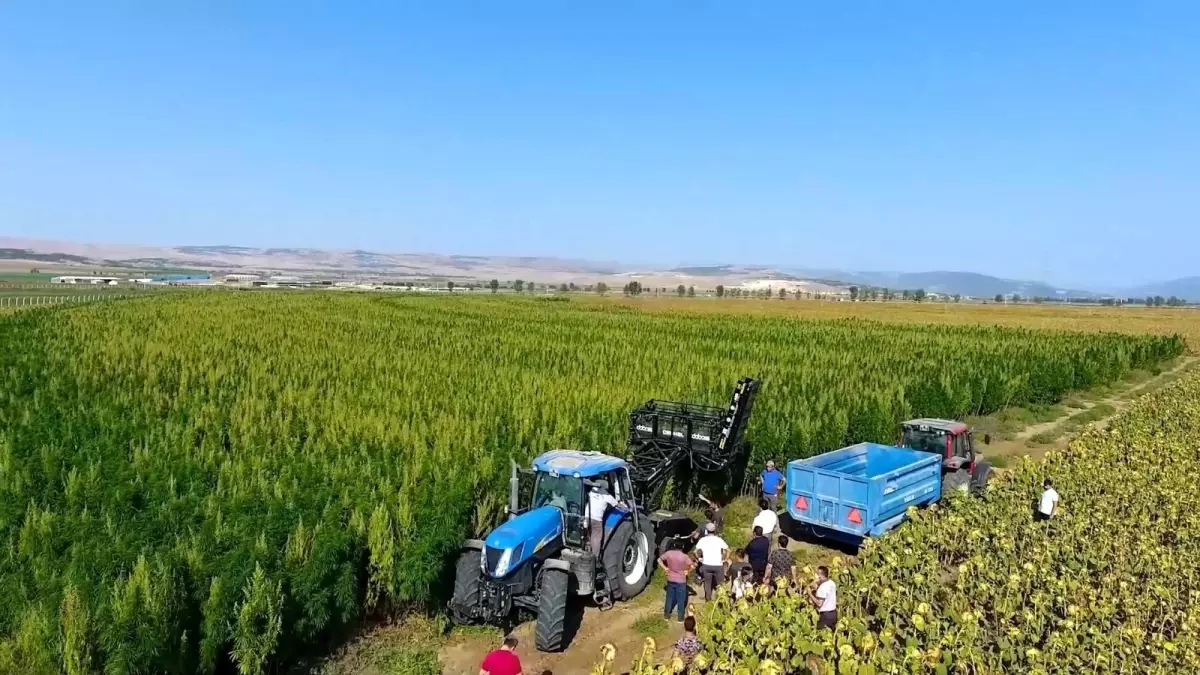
970 462 992 496
535 567 570 652
942 469 970 494
450 550 482 625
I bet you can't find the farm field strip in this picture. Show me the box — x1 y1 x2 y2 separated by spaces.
595 296 1200 353
0 294 1185 674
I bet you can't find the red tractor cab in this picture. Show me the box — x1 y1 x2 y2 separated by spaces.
899 418 991 495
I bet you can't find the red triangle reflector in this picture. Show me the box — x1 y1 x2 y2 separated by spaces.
847 508 863 524
795 495 809 511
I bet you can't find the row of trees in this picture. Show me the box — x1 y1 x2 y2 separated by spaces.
709 284 953 303
410 280 941 301
482 279 610 294
996 294 1192 307
1144 295 1190 307
406 281 1195 308
850 287 956 303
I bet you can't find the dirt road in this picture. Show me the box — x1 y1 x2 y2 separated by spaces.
984 356 1197 464
437 589 679 675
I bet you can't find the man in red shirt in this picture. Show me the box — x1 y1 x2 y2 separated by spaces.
658 538 694 621
479 636 523 675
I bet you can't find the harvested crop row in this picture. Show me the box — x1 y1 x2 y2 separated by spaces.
0 293 1184 674
611 368 1200 674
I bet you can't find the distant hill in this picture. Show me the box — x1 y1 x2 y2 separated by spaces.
779 268 1098 299
889 271 1099 300
0 247 90 264
1125 277 1200 302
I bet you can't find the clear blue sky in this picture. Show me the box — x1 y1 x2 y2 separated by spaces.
1 2 1197 288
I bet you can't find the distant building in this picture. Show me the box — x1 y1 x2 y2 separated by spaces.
51 276 120 285
224 274 261 283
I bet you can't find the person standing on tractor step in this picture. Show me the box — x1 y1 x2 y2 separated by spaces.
585 480 620 555
658 539 694 622
479 636 523 675
809 566 838 630
759 460 785 512
1036 478 1059 522
693 523 729 601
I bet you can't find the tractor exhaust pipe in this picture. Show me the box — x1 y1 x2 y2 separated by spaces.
508 459 520 520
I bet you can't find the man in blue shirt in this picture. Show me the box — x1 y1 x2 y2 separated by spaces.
759 460 785 512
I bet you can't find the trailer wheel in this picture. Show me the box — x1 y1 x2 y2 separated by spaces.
970 462 992 496
942 469 970 494
450 550 482 625
605 518 654 600
535 567 570 652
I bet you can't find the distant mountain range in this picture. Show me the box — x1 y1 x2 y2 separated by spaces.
1126 277 1200 302
778 269 1104 300
1 236 1197 302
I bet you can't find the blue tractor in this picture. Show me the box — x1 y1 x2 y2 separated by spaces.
449 378 759 651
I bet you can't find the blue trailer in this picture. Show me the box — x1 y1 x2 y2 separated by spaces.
786 442 943 541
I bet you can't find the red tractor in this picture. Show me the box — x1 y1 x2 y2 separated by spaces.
899 418 992 495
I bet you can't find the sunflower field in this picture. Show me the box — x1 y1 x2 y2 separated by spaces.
609 369 1200 675
0 292 1184 674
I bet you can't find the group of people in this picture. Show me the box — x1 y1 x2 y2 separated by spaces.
641 460 838 669
656 461 838 630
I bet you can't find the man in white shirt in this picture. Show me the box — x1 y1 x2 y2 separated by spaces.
585 481 621 555
752 499 779 539
1036 478 1059 523
809 565 837 629
692 523 729 601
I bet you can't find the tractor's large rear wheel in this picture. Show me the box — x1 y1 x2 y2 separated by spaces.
535 567 570 652
604 518 654 601
450 550 482 625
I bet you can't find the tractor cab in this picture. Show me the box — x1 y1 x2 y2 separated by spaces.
528 450 640 550
900 418 976 471
900 418 989 494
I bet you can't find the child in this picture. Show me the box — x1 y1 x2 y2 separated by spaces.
732 565 755 599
